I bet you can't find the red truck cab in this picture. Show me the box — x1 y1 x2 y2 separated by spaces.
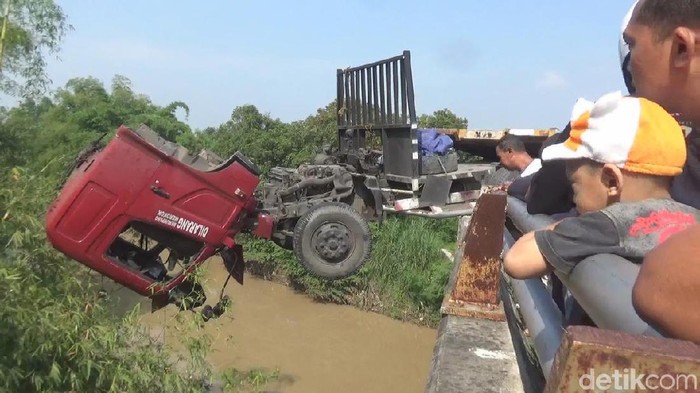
45 125 265 304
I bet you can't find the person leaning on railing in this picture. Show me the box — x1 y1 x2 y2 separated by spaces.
496 134 542 177
619 0 700 344
492 134 543 201
503 91 699 284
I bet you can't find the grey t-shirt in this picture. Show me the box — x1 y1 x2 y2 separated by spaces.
534 198 700 275
671 129 700 209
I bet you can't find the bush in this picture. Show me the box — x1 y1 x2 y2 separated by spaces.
362 216 455 322
0 167 213 392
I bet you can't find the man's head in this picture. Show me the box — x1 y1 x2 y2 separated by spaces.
619 0 639 94
496 134 531 171
542 91 687 213
623 0 700 124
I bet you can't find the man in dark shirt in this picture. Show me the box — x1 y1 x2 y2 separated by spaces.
622 0 700 344
520 124 575 214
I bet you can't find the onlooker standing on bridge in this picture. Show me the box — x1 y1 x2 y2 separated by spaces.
619 0 700 344
495 134 542 178
503 91 699 280
494 134 542 201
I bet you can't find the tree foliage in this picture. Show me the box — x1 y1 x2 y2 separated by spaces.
0 0 72 98
178 101 337 174
418 108 468 129
1 75 192 172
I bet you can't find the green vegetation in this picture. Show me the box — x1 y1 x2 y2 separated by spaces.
419 108 468 129
241 216 457 326
1 167 213 392
220 368 282 393
0 0 72 98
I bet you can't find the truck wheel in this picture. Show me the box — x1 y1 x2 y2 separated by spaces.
293 202 371 280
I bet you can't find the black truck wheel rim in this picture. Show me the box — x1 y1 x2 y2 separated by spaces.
311 221 354 264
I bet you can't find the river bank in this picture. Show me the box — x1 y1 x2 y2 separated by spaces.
240 215 458 329
133 261 438 393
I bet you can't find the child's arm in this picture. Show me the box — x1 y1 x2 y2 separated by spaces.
504 223 558 279
503 213 622 280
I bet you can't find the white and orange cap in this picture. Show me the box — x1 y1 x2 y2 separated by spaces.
541 91 686 176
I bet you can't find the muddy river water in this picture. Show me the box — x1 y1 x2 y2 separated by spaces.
112 260 438 393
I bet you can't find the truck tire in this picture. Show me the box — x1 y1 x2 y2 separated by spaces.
481 166 520 186
293 202 371 280
421 151 459 175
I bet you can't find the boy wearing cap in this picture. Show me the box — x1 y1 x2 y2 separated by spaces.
504 91 700 280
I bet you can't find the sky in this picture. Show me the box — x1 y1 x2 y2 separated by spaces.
5 0 638 131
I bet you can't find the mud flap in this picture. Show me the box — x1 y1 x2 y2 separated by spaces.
419 176 452 207
221 245 245 285
364 176 384 223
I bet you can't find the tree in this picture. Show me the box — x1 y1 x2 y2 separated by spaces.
418 108 468 129
0 75 193 171
0 0 71 98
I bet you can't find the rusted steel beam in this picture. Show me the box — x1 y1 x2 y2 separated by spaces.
441 191 507 322
545 326 700 392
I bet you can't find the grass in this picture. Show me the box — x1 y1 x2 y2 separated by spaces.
240 215 459 327
219 368 282 393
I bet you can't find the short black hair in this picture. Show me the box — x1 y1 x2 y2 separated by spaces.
633 0 700 40
496 134 526 153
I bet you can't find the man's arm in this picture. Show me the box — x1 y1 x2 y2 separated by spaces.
632 224 700 344
507 174 534 202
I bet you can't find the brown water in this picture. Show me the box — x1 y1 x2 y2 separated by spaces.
113 260 438 393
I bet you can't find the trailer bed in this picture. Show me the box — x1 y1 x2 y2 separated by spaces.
385 163 497 184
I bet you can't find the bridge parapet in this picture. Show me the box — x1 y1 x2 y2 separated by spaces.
426 192 700 393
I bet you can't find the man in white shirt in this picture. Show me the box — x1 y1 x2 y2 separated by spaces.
495 134 542 177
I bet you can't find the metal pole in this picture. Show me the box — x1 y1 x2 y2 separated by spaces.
554 255 662 336
382 206 474 218
503 231 564 380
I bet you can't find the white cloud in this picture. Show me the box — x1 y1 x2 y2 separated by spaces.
536 71 568 90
